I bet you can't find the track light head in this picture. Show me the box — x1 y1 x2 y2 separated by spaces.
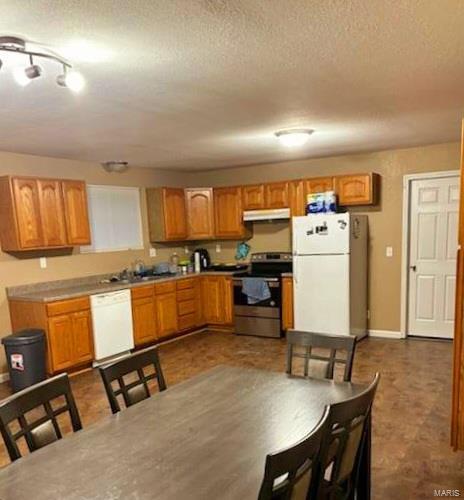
56 67 85 92
25 64 42 80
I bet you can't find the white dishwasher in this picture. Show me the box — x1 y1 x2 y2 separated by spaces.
90 289 134 366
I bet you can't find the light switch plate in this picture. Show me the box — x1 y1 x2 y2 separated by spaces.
149 248 157 258
184 246 189 254
386 246 393 258
39 257 47 269
216 244 221 253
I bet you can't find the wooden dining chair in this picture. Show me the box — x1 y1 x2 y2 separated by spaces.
0 373 82 462
286 330 357 382
315 373 380 500
258 406 330 500
99 345 167 414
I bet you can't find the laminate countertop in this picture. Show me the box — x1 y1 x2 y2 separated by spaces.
7 271 238 303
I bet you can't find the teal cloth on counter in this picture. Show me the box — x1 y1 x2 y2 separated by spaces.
241 278 271 305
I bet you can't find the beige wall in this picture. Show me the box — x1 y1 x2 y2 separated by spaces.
192 142 461 333
0 142 460 372
0 151 198 371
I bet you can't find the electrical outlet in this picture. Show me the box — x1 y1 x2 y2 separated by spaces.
184 246 189 254
386 246 393 258
39 257 47 269
149 248 157 258
216 244 221 253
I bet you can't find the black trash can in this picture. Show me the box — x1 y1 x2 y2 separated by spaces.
2 329 46 392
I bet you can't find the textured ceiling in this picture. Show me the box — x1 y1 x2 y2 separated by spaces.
0 0 463 171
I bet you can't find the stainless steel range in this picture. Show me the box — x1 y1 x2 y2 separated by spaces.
233 252 292 338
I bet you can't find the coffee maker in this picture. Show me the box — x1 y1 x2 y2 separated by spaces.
191 248 211 270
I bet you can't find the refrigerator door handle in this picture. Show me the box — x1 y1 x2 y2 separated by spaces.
293 255 298 285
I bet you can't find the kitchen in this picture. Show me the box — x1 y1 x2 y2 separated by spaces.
2 174 374 374
0 2 464 499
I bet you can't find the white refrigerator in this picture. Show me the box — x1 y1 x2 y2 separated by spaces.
292 213 368 337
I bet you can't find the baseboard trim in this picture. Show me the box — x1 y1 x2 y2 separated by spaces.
368 329 402 339
0 372 10 383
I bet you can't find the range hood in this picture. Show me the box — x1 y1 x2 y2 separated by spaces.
243 208 291 221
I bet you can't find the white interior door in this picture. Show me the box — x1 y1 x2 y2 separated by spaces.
408 175 459 338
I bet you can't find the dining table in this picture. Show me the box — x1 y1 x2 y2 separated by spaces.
0 365 371 499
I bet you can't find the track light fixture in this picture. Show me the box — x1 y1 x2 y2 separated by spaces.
0 35 85 92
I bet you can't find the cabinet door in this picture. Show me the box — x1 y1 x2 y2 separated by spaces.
221 277 234 325
62 181 91 245
156 292 178 337
185 188 215 240
201 277 222 323
265 182 289 208
37 179 68 247
242 185 265 210
336 174 375 205
48 314 74 372
163 188 188 240
288 180 306 216
132 297 157 346
282 277 294 330
305 177 334 195
71 309 94 364
12 177 44 249
214 187 245 239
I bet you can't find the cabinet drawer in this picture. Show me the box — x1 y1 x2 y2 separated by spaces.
47 297 90 317
178 299 196 316
131 285 154 300
177 288 196 301
178 313 197 331
176 278 196 290
155 281 176 294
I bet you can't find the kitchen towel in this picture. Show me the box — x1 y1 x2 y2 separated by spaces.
241 278 271 305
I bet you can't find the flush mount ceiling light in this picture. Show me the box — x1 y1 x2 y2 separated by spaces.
275 129 314 147
101 161 129 173
0 35 85 92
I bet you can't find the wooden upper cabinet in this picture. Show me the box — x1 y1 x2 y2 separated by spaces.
242 185 265 210
335 173 378 206
62 180 91 245
185 188 215 240
214 187 250 239
265 181 289 208
147 187 188 242
0 176 90 251
305 177 335 195
38 179 67 247
12 177 44 249
288 180 306 216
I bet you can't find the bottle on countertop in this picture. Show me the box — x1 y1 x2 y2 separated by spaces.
170 252 180 273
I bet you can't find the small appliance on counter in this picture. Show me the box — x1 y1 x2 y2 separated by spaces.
191 248 211 271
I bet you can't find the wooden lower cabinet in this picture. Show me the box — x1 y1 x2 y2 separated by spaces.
201 276 233 325
282 277 294 331
155 292 178 338
47 308 93 373
132 286 158 347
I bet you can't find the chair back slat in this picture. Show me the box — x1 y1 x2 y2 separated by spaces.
99 345 167 414
286 330 357 382
0 373 82 462
258 407 330 500
316 373 380 499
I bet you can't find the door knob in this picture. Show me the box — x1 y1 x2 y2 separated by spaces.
410 265 417 272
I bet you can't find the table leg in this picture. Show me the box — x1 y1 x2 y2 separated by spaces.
357 412 371 500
